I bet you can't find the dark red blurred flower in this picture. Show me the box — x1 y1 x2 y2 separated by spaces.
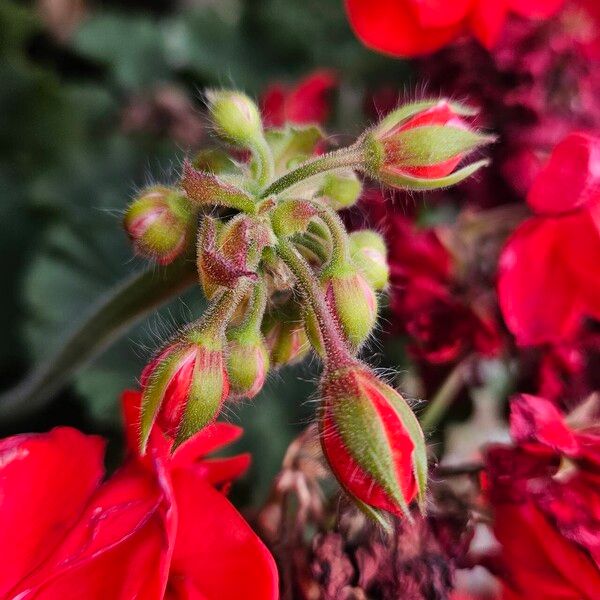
0 391 278 599
484 393 600 599
498 132 600 346
260 70 337 128
344 0 564 57
387 215 501 363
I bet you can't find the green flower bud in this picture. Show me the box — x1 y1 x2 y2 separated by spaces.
319 171 362 210
350 230 389 291
262 302 310 367
207 90 264 147
124 185 193 264
226 331 270 399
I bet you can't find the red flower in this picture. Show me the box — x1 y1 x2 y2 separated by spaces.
484 393 600 599
497 132 600 346
260 70 337 127
344 0 564 57
0 391 278 599
387 215 501 363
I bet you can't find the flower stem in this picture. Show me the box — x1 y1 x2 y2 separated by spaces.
312 201 351 269
261 145 363 198
252 136 275 188
420 357 472 431
276 238 354 369
230 280 267 339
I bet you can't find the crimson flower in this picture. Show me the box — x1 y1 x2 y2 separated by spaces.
344 0 564 57
484 393 600 599
387 215 500 363
0 391 278 599
260 70 337 127
497 132 600 346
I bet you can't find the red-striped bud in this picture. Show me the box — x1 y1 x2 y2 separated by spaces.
123 185 193 264
362 100 492 191
319 365 427 519
139 333 229 451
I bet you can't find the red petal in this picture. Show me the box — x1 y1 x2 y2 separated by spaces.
497 218 581 346
17 460 177 599
169 470 278 600
285 70 337 125
510 394 579 454
508 0 565 18
194 454 252 488
344 0 462 57
0 428 105 597
406 0 473 28
469 0 508 49
527 133 600 215
260 84 286 128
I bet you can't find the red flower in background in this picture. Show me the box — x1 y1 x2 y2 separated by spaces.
484 393 600 599
0 391 278 599
498 132 600 346
260 70 337 127
344 0 564 57
387 215 500 363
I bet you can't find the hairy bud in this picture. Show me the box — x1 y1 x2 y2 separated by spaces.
124 185 193 264
226 332 270 399
139 332 229 451
362 100 492 190
350 230 389 291
271 199 317 238
319 364 427 519
319 170 362 210
263 302 310 367
207 90 264 147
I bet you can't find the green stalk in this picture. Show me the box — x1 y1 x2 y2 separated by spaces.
313 201 352 269
252 136 275 188
277 239 354 369
229 280 267 339
261 145 363 198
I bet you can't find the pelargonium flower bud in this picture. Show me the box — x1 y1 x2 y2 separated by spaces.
207 90 264 147
139 333 229 451
271 199 317 238
305 264 378 353
319 364 427 518
123 185 193 264
226 331 270 399
361 100 493 190
262 302 310 367
349 230 389 291
319 170 362 210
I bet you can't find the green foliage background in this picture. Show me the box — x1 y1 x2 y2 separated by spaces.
0 0 411 504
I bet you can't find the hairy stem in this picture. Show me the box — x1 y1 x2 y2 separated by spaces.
313 201 351 269
277 238 354 369
261 145 363 198
252 136 275 188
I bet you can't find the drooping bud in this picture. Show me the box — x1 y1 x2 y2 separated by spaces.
139 332 229 451
361 100 493 190
349 230 389 291
319 364 427 519
226 332 270 399
305 263 378 353
207 90 264 147
319 170 362 210
124 185 193 264
271 199 317 238
262 301 310 367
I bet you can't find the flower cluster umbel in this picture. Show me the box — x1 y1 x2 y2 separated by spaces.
123 91 491 521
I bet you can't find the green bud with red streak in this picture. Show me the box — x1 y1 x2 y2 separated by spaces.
207 90 264 147
139 330 229 452
305 261 378 354
319 363 427 519
349 230 389 291
124 185 193 264
361 100 493 191
271 199 317 238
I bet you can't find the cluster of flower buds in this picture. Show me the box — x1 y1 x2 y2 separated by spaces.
123 91 492 517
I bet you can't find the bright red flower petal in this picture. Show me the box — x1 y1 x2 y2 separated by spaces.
406 0 473 28
168 470 279 600
507 0 564 19
0 428 105 598
344 0 461 57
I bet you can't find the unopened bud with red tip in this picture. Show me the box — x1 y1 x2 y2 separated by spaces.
124 185 193 264
262 302 310 367
139 331 229 451
305 262 378 353
319 364 427 519
319 170 362 210
350 230 389 291
361 100 493 191
207 90 264 147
